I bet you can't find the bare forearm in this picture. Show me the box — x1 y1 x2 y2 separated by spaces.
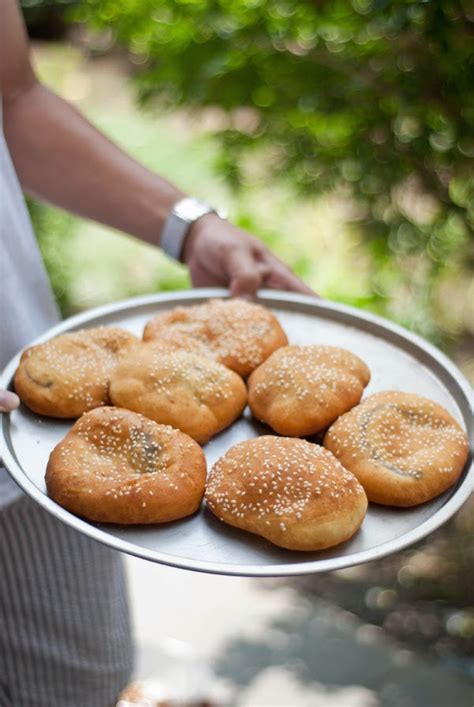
3 82 183 246
2 79 314 297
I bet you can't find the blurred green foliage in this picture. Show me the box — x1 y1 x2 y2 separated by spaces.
26 197 76 315
19 1 473 349
68 0 473 346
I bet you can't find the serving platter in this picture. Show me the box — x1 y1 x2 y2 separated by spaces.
1 288 472 577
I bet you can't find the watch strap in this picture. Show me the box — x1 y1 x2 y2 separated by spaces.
160 197 217 261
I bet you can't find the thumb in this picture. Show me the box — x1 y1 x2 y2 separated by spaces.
227 248 263 298
0 389 20 413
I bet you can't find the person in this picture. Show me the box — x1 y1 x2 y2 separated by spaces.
0 1 313 705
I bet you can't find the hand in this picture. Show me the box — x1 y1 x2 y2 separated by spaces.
0 389 20 413
183 214 316 297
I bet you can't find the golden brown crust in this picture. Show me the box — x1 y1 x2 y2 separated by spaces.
46 407 207 524
205 436 368 551
143 331 217 359
143 298 288 377
109 346 247 445
323 391 469 507
248 345 370 436
14 327 138 418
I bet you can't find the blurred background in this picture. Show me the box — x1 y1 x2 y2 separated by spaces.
20 1 473 704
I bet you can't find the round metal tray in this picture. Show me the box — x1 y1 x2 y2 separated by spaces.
1 289 472 576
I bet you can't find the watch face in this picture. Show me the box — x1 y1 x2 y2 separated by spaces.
174 198 213 222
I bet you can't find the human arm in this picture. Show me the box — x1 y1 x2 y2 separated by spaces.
1 0 313 297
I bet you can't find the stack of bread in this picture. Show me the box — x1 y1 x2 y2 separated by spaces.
14 298 469 552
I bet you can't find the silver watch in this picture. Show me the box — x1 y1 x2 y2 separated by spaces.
160 197 220 261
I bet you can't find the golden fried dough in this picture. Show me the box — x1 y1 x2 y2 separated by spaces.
46 407 207 524
143 330 216 359
324 391 469 507
109 347 247 444
14 327 138 418
143 298 288 377
248 345 370 436
205 436 368 551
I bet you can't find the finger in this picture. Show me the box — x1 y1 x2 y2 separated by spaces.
228 249 264 298
0 389 20 413
263 258 317 296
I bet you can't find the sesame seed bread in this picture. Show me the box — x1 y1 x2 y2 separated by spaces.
248 345 370 437
205 436 368 551
109 346 247 445
143 330 217 359
14 327 138 418
323 391 469 507
46 407 207 524
143 298 288 377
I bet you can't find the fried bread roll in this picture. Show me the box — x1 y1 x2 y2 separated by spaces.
109 346 247 444
205 436 367 550
143 298 288 377
248 345 370 436
14 327 138 418
46 407 207 524
324 391 469 506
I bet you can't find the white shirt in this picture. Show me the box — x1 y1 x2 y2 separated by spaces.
1 110 60 507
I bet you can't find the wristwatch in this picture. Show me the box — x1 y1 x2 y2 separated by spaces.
160 197 222 262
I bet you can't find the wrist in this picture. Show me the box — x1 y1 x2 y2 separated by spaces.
160 197 223 262
183 212 222 263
